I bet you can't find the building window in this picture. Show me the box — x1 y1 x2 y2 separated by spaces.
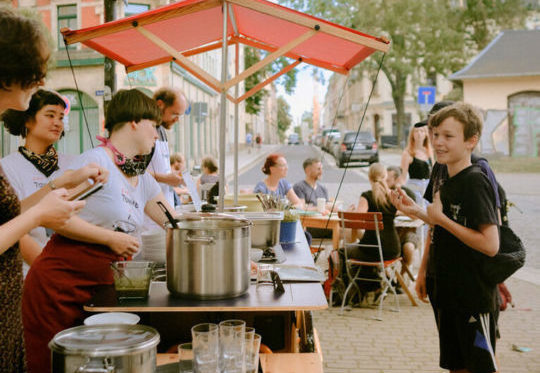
125 3 150 17
57 5 77 50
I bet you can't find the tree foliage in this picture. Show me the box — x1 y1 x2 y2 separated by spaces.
277 96 293 141
279 0 530 143
244 47 298 115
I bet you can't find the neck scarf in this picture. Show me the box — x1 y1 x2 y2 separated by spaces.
19 146 59 177
96 135 148 177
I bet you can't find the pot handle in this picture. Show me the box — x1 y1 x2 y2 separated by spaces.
185 235 215 244
76 357 115 373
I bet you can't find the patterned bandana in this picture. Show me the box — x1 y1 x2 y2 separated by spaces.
18 146 59 177
96 135 147 177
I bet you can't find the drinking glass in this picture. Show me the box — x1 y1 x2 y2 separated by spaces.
245 334 261 373
219 320 246 373
191 323 219 373
178 342 194 373
256 264 274 289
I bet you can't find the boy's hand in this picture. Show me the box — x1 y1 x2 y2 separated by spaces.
390 187 418 217
427 192 444 225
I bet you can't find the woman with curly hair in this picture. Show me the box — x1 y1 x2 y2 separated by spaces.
1 89 74 276
0 8 106 372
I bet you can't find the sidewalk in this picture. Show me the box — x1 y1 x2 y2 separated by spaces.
313 278 539 373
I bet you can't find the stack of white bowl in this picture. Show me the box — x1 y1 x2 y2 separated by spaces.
140 229 166 264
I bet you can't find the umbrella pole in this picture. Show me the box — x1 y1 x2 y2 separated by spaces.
234 41 239 205
218 1 229 212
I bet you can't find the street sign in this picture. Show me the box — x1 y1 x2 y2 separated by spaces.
418 86 436 105
95 90 105 96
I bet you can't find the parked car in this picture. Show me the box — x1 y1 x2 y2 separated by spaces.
334 131 379 167
288 133 300 145
327 133 342 158
321 128 340 152
313 134 323 147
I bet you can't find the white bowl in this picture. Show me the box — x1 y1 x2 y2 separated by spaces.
250 248 263 262
84 312 140 326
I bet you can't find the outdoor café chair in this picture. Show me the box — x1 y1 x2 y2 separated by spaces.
337 211 401 321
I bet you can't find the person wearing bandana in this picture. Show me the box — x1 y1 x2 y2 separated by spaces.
22 89 176 373
1 89 75 277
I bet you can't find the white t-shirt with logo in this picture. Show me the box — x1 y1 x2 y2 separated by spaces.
0 151 74 276
147 137 174 207
68 147 161 240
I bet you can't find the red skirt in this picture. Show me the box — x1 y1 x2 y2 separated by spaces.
22 234 121 373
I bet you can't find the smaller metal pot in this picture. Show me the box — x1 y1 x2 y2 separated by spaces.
49 324 160 373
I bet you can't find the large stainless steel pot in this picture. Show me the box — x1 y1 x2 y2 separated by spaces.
166 213 251 299
49 324 159 373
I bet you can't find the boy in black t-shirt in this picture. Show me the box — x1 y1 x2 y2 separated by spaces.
416 103 500 373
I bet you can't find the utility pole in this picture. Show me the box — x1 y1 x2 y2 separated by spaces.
103 0 117 110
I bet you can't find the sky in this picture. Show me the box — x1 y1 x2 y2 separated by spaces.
276 67 332 127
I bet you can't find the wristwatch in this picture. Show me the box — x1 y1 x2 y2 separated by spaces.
48 180 58 190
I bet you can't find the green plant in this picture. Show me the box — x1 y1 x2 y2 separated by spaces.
282 208 299 223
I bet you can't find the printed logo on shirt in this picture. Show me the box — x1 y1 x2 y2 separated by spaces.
121 188 140 209
449 203 467 226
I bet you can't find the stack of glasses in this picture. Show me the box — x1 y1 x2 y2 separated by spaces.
181 320 262 373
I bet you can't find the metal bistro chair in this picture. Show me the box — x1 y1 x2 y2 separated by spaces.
337 211 401 320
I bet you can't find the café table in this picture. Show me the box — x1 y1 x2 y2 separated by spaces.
85 221 327 368
300 212 425 252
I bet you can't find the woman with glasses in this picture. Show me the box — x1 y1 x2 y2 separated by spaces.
0 8 105 371
253 153 303 208
1 89 76 276
22 89 176 373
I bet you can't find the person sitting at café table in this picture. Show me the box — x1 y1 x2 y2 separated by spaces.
197 155 228 199
170 152 190 205
22 89 176 373
386 165 419 278
293 157 334 214
253 153 303 209
343 163 401 299
1 89 76 277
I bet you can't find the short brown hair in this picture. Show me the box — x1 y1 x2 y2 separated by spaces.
105 89 161 133
302 157 321 170
170 152 185 165
153 87 186 108
201 156 218 173
0 8 50 90
429 102 483 140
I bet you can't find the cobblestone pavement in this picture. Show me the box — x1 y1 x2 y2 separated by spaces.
312 150 540 372
236 146 540 372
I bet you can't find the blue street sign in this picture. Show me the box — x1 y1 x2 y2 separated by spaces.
95 90 105 96
418 86 436 105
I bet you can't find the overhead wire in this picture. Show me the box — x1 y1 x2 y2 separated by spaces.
64 38 95 148
306 53 386 261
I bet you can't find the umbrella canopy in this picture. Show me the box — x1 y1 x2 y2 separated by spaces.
62 0 389 101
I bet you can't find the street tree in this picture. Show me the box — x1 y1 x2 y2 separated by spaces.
244 47 298 115
280 0 529 143
277 96 293 141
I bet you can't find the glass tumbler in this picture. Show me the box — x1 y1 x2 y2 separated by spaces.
178 342 194 373
245 334 261 373
219 319 246 373
191 323 219 373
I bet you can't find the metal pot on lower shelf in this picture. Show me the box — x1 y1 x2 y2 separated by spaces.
165 213 252 300
49 324 160 373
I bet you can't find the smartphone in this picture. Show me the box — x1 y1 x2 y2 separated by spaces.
68 182 104 201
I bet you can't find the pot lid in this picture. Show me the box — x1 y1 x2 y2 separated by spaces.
167 212 251 229
49 324 160 356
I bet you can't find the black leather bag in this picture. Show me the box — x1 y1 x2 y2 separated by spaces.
482 225 526 285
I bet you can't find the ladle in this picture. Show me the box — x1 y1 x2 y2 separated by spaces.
157 201 179 229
